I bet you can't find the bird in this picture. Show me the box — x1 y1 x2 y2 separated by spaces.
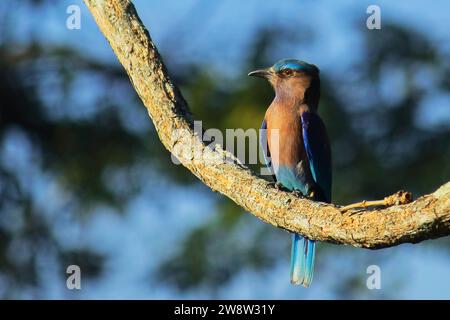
248 59 332 287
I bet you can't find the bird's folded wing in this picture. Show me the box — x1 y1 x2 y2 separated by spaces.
300 112 332 202
260 119 276 180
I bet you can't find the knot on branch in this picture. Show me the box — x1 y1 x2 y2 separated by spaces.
384 190 413 206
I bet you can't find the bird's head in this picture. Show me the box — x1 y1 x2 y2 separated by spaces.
248 59 320 107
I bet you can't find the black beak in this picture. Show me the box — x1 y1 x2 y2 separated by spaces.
248 68 272 78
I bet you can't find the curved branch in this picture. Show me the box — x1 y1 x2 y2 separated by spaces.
83 0 450 249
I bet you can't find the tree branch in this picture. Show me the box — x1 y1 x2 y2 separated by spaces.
83 0 450 249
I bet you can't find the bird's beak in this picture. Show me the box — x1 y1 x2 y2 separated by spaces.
248 68 273 79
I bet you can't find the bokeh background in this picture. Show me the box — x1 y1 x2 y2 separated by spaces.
1 0 449 299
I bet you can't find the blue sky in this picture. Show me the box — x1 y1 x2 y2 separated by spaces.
4 0 450 299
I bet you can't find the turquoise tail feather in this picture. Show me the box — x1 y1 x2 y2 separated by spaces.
290 234 315 287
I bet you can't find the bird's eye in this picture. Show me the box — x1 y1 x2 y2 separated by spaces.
282 69 293 77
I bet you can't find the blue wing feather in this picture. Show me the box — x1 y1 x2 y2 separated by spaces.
260 120 270 167
260 119 275 179
300 112 332 203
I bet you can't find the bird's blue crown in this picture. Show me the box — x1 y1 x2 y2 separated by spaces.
272 59 318 74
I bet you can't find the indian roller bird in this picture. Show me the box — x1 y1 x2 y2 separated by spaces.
249 59 332 287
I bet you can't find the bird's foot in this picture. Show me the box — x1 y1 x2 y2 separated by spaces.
309 190 315 199
292 190 305 198
266 181 285 191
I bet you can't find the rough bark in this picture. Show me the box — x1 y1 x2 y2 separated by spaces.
83 0 450 249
